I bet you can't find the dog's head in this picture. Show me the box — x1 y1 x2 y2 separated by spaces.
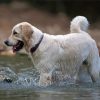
4 22 41 52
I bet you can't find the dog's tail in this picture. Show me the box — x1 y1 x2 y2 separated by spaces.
70 16 89 33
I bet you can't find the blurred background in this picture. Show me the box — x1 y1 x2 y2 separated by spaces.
0 0 100 53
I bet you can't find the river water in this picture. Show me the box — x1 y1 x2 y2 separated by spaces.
0 54 100 100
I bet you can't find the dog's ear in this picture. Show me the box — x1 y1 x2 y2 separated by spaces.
21 23 33 51
21 23 33 43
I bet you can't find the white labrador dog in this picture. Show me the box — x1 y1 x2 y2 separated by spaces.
4 16 100 86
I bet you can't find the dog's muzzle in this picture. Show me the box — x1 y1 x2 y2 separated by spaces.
4 40 24 52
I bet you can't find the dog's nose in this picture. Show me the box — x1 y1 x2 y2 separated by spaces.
4 40 9 46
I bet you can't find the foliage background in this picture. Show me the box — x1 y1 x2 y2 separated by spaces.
0 0 100 48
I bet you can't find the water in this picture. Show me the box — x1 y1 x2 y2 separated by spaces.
0 54 100 100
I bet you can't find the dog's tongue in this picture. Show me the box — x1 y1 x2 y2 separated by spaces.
12 46 17 52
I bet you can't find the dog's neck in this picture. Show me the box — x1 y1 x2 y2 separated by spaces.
30 34 44 53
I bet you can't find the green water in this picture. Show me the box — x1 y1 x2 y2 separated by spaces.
0 54 100 100
0 54 33 72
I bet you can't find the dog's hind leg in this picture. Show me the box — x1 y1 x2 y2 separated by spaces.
87 67 97 82
87 56 100 83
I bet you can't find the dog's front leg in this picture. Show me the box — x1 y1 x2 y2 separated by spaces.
39 73 53 86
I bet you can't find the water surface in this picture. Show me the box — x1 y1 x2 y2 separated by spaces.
0 54 100 100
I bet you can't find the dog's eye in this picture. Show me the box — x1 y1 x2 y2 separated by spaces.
13 31 17 35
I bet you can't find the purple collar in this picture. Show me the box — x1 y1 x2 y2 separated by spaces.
30 34 44 53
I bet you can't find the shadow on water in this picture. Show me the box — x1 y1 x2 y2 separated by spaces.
0 55 100 100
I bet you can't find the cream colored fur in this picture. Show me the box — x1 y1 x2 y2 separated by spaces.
6 16 100 86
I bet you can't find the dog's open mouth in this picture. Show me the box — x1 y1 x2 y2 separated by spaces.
13 40 24 52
